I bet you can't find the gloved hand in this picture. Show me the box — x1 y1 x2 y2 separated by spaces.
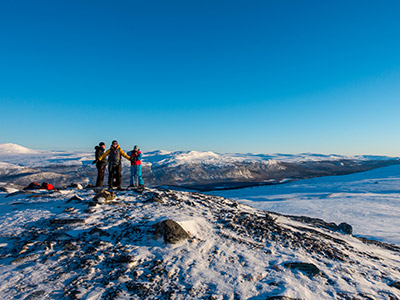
92 160 97 164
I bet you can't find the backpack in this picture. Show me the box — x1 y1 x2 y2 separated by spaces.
41 182 54 190
24 182 42 190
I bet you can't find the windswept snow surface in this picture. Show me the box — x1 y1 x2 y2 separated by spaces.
0 188 399 299
212 164 400 245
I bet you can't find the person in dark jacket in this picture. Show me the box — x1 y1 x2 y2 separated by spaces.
98 140 131 189
92 142 107 187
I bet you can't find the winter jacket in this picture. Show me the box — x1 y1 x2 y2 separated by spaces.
98 145 130 166
128 150 142 166
95 146 107 166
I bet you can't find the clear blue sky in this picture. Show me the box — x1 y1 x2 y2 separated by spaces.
1 1 400 155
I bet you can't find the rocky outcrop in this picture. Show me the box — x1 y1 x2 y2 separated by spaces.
93 190 116 202
338 222 353 234
283 262 322 277
285 215 353 235
154 219 190 244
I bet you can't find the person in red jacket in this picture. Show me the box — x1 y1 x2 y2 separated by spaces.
128 145 144 188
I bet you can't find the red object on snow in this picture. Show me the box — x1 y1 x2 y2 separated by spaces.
41 182 54 190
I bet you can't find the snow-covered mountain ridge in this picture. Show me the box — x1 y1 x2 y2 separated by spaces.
0 143 397 166
0 143 399 190
0 143 40 154
0 187 399 299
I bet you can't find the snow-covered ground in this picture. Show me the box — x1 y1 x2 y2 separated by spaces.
212 164 400 245
0 187 399 299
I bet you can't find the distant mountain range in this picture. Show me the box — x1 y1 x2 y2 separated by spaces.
0 143 399 190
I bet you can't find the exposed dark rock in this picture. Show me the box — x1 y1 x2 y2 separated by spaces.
89 227 110 237
11 254 40 265
284 262 321 277
87 201 98 207
25 290 46 300
66 195 84 203
112 254 135 264
154 219 190 244
84 245 97 254
356 236 400 252
265 213 276 224
337 292 377 300
285 215 353 235
5 191 27 198
218 210 350 261
93 190 116 202
49 218 85 225
125 282 151 296
266 297 302 300
338 222 353 234
51 232 73 241
390 281 400 290
147 195 164 204
64 242 79 251
0 186 17 193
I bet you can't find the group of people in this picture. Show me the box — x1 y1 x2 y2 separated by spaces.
93 140 144 189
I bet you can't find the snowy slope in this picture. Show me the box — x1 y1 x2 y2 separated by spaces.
0 187 399 299
212 164 400 245
0 144 92 168
0 143 40 154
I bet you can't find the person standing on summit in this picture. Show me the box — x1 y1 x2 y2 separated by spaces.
98 140 131 189
128 145 144 188
93 142 107 187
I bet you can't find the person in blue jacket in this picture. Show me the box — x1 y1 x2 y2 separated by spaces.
128 145 144 188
